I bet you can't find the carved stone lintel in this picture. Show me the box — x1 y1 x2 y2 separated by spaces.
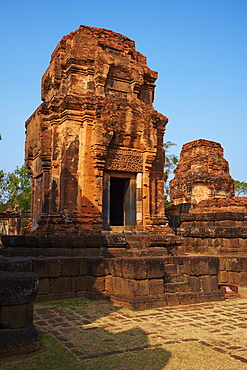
105 149 142 172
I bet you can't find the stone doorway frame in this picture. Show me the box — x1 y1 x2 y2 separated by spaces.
103 171 142 230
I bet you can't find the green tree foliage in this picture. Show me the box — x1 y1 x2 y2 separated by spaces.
0 164 31 211
234 180 247 197
164 141 178 207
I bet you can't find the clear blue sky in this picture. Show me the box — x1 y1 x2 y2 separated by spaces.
1 0 247 181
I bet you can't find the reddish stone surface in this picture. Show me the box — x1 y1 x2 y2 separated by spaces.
0 256 224 310
170 139 234 205
25 25 172 238
176 199 247 255
167 139 247 255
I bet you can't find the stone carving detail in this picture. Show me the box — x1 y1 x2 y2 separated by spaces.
105 149 143 172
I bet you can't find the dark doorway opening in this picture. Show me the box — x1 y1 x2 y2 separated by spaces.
110 177 130 226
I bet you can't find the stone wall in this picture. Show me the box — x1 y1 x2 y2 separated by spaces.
106 256 223 310
0 255 224 310
167 198 247 255
219 257 247 287
1 232 183 258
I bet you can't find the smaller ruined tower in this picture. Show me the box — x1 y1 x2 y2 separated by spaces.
170 139 235 205
166 139 247 255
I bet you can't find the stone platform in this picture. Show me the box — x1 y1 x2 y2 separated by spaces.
0 251 224 310
0 232 183 258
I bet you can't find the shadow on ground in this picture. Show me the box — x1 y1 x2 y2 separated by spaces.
0 299 171 370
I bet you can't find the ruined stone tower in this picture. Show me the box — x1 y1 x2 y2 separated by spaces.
166 139 247 255
25 25 174 243
170 139 235 205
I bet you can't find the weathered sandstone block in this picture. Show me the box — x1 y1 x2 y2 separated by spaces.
0 272 39 358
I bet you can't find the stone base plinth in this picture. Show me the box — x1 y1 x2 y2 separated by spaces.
1 232 184 258
104 256 224 310
108 290 224 311
0 254 225 310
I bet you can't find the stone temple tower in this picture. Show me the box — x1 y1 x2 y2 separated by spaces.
2 27 226 311
25 25 179 251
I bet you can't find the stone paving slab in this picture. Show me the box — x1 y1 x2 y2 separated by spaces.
33 289 247 369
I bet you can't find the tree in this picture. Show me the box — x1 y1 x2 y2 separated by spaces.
0 164 31 211
164 141 178 207
234 180 247 197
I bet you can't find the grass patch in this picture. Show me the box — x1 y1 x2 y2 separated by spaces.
0 334 80 370
0 334 170 370
74 327 150 356
163 341 243 370
0 298 171 369
81 348 171 370
35 298 111 308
